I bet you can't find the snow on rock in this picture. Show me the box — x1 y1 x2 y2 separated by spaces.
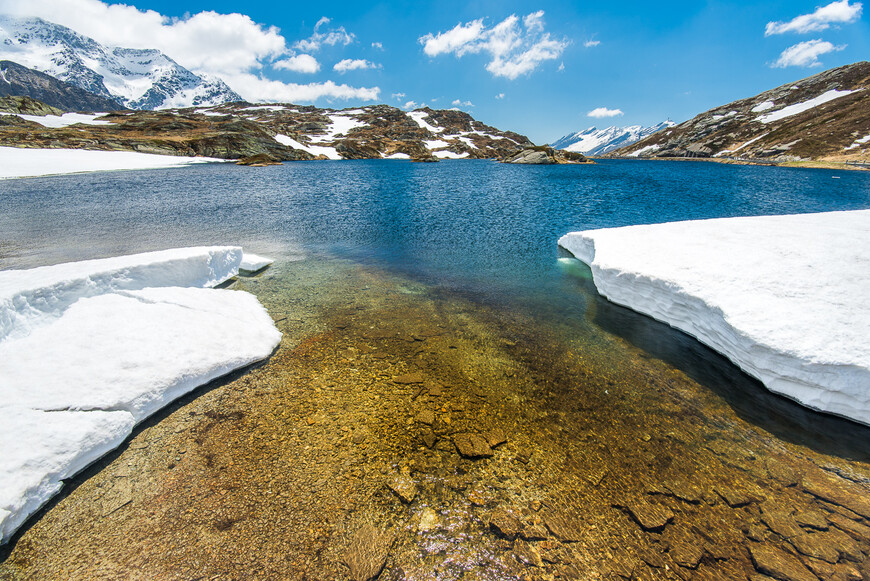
15 112 112 128
423 139 450 149
627 144 661 157
558 210 870 426
0 247 281 544
407 110 443 133
751 100 775 113
240 253 273 272
273 134 341 160
756 89 858 124
383 152 410 160
0 147 226 179
845 134 870 151
433 150 470 159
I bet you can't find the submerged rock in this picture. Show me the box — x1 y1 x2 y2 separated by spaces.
343 524 393 581
452 433 493 458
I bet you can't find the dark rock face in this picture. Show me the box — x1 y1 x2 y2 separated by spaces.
614 60 870 163
0 61 124 112
0 95 65 116
502 146 591 164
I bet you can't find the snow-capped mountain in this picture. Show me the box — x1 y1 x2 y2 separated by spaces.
551 122 675 156
0 15 241 110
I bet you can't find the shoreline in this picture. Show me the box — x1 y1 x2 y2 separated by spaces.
601 155 870 172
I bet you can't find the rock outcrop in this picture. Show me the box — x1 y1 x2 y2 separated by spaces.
614 61 870 164
502 146 591 164
0 60 124 112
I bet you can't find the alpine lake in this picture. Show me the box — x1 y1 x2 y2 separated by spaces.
1 159 870 580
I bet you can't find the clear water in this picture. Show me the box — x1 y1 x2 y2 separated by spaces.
2 159 870 579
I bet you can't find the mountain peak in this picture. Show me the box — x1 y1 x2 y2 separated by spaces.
0 15 241 110
551 122 674 156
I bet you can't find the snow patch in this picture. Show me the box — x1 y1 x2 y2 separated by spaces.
423 139 450 150
751 101 775 113
0 247 281 543
240 253 273 272
16 113 111 128
433 150 469 159
756 90 858 124
628 144 661 157
273 134 341 160
383 152 411 159
407 111 443 133
0 147 226 179
558 210 870 426
845 134 870 151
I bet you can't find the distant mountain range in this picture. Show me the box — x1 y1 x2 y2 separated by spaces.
615 61 870 163
551 122 674 156
0 60 123 112
0 15 241 110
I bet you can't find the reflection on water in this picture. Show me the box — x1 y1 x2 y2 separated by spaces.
1 161 870 578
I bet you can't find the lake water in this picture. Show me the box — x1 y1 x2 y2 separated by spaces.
2 159 870 579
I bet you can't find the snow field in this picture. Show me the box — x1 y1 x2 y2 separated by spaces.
559 210 870 426
0 247 281 543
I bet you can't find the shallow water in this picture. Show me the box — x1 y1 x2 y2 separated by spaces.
1 160 870 579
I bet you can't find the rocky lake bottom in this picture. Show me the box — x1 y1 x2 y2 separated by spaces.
1 256 869 581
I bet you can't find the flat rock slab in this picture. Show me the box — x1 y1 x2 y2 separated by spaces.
618 499 674 532
343 524 394 581
748 544 819 581
489 508 521 539
393 373 424 384
452 433 493 458
486 427 507 448
386 473 417 503
801 469 870 519
543 512 583 542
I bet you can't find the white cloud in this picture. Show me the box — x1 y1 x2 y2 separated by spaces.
451 99 474 107
772 39 845 67
403 100 418 110
495 93 505 99
224 73 379 102
588 107 624 118
294 16 355 52
334 58 381 73
765 0 862 35
0 0 285 76
0 0 379 104
392 92 406 100
274 54 320 74
558 62 565 71
584 39 601 47
372 42 383 50
419 11 567 79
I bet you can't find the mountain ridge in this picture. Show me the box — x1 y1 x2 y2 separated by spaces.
551 122 674 156
0 60 124 112
613 61 870 163
0 15 241 110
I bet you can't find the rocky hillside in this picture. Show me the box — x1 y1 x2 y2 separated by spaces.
551 122 674 156
0 99 533 162
615 61 870 163
0 16 240 110
0 60 123 112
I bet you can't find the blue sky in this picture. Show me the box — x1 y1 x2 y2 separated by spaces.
2 0 867 143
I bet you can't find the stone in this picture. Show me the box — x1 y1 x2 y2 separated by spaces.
662 479 703 504
619 499 674 532
490 508 522 540
766 456 802 486
715 485 761 508
543 512 583 542
670 540 705 569
393 373 424 384
422 430 437 449
789 533 839 564
794 511 828 531
343 523 393 581
513 538 543 567
486 427 507 448
748 544 820 581
453 433 493 458
415 409 435 425
827 512 870 542
418 507 439 532
386 473 417 503
801 469 870 519
427 382 443 396
760 505 803 539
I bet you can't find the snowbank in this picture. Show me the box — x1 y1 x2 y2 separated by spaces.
0 147 226 179
240 253 273 272
558 210 870 426
0 247 281 543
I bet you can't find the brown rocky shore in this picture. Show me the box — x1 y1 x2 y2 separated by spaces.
1 260 868 581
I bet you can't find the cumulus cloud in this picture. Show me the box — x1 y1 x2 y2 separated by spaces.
0 0 379 103
451 99 474 107
371 42 383 50
294 17 355 52
334 58 381 73
588 107 624 118
274 54 320 73
403 100 418 110
772 39 845 67
765 0 862 35
419 11 567 79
